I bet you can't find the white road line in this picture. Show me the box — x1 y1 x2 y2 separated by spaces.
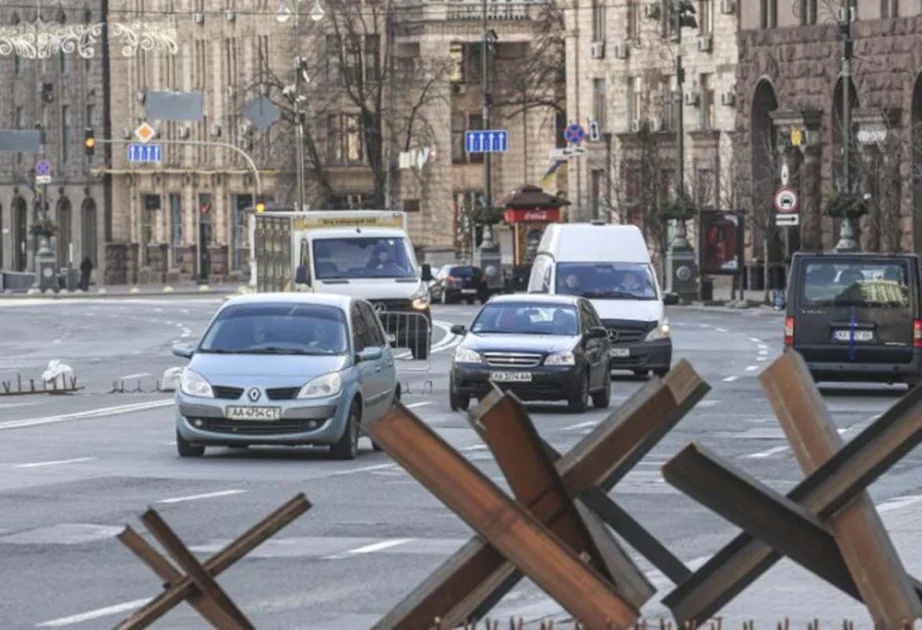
345 538 414 554
758 349 769 355
14 457 96 469
742 445 790 459
749 337 762 343
878 495 922 513
405 401 431 409
120 372 150 380
758 344 768 350
715 327 728 333
36 599 152 627
745 365 759 372
722 376 739 382
562 420 598 431
0 399 174 431
324 463 397 478
460 444 488 451
757 357 768 361
156 489 246 504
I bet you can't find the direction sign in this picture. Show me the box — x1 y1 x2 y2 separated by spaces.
549 146 587 160
35 175 51 185
776 214 800 227
565 123 585 145
134 122 157 144
35 160 51 176
773 187 799 213
465 130 507 153
127 143 163 163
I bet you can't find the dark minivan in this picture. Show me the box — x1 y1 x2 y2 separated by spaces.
785 251 922 385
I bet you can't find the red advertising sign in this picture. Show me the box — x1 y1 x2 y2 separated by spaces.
504 208 561 223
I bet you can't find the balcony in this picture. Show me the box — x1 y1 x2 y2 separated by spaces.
399 0 548 24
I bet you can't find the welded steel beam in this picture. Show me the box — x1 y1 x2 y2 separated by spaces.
366 402 640 629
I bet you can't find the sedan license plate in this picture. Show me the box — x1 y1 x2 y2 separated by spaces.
461 289 477 294
226 406 281 421
834 330 873 342
490 371 533 383
610 348 630 358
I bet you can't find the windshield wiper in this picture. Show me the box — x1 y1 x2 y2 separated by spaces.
197 349 243 354
246 347 330 355
581 290 637 299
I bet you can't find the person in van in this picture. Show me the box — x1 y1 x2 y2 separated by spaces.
617 270 655 298
562 273 582 293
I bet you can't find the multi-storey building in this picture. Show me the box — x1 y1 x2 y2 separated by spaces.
0 1 107 281
567 0 739 263
100 0 564 284
736 0 922 260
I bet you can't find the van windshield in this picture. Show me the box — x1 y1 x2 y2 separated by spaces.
312 236 419 280
801 260 910 308
556 262 657 300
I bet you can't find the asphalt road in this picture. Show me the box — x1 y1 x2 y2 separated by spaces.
1 298 921 629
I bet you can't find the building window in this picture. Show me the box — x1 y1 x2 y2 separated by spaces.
800 0 818 23
450 43 485 84
14 55 21 76
592 79 607 131
14 106 24 164
232 194 250 270
760 0 777 27
590 169 603 220
627 76 642 123
627 0 639 38
141 194 160 246
61 105 71 164
661 75 676 130
327 113 363 163
700 74 715 130
169 193 182 269
881 0 899 17
698 0 713 34
451 113 466 163
695 169 716 208
591 0 605 41
467 113 484 164
403 199 421 213
364 35 380 82
326 35 340 82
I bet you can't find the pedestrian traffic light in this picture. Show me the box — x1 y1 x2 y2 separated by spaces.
84 128 95 158
254 194 266 213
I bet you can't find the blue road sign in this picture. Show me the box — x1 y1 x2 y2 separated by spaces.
35 160 51 176
465 130 508 154
127 143 163 163
565 123 585 144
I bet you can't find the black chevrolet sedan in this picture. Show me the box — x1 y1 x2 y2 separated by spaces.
448 294 612 413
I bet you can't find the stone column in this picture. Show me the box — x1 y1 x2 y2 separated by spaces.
854 108 902 252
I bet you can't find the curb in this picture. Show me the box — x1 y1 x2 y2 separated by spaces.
0 285 242 299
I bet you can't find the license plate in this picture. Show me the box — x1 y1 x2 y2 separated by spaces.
610 348 630 357
834 330 873 342
490 371 533 383
461 289 477 294
225 406 281 421
387 333 396 343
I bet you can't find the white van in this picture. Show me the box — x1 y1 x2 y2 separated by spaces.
527 222 677 377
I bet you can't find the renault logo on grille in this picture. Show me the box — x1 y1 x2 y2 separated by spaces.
247 388 261 402
374 302 387 314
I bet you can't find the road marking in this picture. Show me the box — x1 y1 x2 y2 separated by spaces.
715 327 728 333
345 538 414 554
745 365 759 372
15 457 95 469
156 489 246 504
562 420 598 431
742 445 790 459
878 494 922 513
324 463 397 478
749 337 762 343
722 376 738 382
36 599 152 627
460 444 488 451
0 399 174 431
120 372 149 380
757 357 768 361
405 401 431 409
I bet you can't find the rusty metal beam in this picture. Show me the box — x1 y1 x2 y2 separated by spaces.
114 494 310 629
117 527 242 630
760 351 922 625
372 361 707 630
662 370 922 626
366 403 640 629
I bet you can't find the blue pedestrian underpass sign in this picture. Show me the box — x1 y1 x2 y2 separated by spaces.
127 143 163 163
465 130 507 153
565 123 585 145
35 160 51 176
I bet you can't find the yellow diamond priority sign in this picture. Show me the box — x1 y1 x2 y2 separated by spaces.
134 122 157 144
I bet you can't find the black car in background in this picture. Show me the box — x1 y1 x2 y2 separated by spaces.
448 294 612 413
429 265 490 304
784 251 922 386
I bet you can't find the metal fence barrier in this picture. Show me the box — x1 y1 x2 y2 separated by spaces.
378 310 433 395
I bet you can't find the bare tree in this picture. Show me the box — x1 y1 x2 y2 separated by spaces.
245 2 452 208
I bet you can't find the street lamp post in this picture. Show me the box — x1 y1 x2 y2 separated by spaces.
833 5 859 252
480 0 497 250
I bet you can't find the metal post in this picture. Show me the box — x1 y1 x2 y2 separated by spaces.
294 9 307 214
384 16 396 209
672 3 688 248
480 0 494 249
603 131 613 223
834 5 858 252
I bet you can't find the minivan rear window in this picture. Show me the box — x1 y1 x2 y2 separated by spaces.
801 260 910 308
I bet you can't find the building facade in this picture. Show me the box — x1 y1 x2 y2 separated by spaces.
100 0 564 284
567 0 739 265
0 1 107 283
736 0 922 261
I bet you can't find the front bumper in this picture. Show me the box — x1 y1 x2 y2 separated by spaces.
792 346 922 383
175 393 350 446
451 364 582 401
608 338 673 372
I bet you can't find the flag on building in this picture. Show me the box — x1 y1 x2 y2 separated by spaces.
540 160 564 190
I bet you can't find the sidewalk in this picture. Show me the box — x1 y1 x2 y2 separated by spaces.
0 282 242 299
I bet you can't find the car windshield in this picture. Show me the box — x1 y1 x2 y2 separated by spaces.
312 236 419 280
470 303 580 336
801 260 910 308
198 303 349 355
555 262 658 300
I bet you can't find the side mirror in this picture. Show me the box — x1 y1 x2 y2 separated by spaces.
663 292 680 306
357 346 384 362
172 343 194 359
586 326 608 339
295 265 310 285
450 324 467 335
421 263 433 282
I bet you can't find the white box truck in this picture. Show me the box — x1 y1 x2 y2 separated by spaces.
253 210 434 359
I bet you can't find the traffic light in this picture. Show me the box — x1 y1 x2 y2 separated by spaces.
84 128 95 158
254 194 266 213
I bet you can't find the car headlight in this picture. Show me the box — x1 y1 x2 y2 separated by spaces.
298 372 343 399
180 368 214 398
453 347 482 364
545 351 576 366
646 321 671 341
410 287 430 310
